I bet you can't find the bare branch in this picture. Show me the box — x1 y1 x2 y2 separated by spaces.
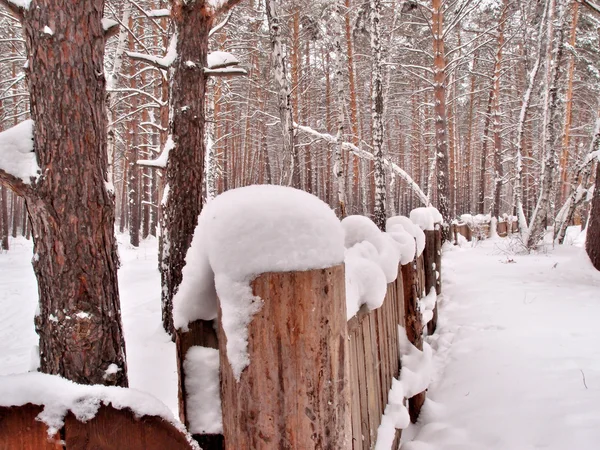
204 67 247 77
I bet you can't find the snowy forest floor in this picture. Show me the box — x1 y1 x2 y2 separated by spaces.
2 233 600 449
402 233 600 450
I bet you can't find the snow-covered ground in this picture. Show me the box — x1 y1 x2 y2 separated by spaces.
2 231 600 449
0 235 178 415
402 235 600 450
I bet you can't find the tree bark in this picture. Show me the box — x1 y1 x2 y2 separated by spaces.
432 0 451 238
0 0 128 386
586 161 600 270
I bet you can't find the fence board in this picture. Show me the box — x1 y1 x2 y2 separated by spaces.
0 404 62 450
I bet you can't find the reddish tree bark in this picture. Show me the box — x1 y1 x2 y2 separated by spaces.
0 0 128 386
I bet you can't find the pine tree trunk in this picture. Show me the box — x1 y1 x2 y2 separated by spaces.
0 186 8 250
0 0 128 386
586 162 600 270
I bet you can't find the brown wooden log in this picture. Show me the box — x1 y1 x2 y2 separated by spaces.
0 404 62 450
175 319 223 449
64 405 195 450
219 265 351 449
423 230 437 336
497 221 508 237
401 259 426 423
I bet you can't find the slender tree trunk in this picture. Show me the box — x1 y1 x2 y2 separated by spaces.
491 0 508 218
559 0 580 204
265 0 300 188
371 0 386 230
514 1 549 238
527 0 568 248
432 0 451 238
0 186 8 250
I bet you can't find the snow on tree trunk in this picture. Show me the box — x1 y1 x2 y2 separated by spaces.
432 0 451 240
265 0 300 188
0 0 129 386
370 0 386 231
527 0 567 249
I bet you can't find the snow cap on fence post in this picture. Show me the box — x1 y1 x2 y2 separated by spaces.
173 185 345 379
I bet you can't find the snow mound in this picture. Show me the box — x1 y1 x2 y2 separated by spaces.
410 207 443 231
342 216 401 319
0 120 40 183
173 185 344 380
0 372 198 448
387 215 425 258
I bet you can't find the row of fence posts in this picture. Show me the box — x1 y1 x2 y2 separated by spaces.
177 222 443 449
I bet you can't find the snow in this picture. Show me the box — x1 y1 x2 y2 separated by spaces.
387 216 425 257
137 135 173 168
43 26 53 36
0 120 40 184
207 51 240 69
0 236 179 418
126 33 177 69
173 185 344 380
101 18 118 32
419 288 437 325
183 346 222 434
410 207 442 231
0 372 197 448
7 0 31 9
402 237 600 449
342 216 402 319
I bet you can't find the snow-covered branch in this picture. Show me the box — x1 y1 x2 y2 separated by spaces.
126 33 177 70
294 123 429 206
209 9 233 37
203 67 247 77
137 136 174 169
102 18 119 39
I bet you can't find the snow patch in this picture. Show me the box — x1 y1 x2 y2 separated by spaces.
183 346 222 434
0 120 40 183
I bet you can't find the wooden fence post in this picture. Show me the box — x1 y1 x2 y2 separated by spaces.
423 230 437 335
218 265 351 449
401 258 426 423
175 321 223 449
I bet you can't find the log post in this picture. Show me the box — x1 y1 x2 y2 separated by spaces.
401 258 426 423
175 321 223 449
219 265 351 449
423 230 437 335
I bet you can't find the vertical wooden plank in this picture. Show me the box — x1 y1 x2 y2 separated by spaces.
0 405 62 450
348 330 363 450
354 318 370 449
219 266 351 449
65 405 195 450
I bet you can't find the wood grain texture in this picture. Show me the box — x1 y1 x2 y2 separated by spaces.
0 404 62 450
219 265 351 449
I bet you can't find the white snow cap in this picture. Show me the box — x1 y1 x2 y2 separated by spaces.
342 216 402 319
207 51 240 69
0 372 198 448
0 120 40 183
173 185 344 380
387 216 425 258
410 206 443 231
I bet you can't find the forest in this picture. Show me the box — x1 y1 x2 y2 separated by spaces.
1 0 600 448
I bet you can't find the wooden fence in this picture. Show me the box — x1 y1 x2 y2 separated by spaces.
452 218 518 243
0 403 196 450
3 225 443 450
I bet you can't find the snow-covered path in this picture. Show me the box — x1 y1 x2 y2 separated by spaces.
402 238 600 450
